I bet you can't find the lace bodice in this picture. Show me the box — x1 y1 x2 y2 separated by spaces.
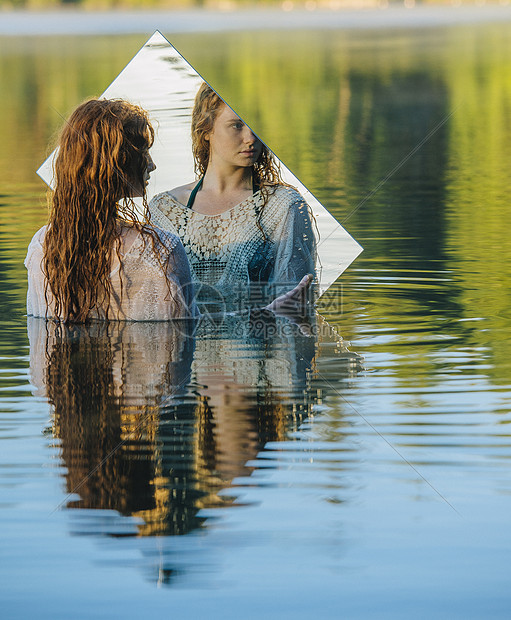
149 184 316 308
25 225 196 321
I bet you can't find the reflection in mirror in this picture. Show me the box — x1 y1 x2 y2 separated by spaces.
37 31 362 297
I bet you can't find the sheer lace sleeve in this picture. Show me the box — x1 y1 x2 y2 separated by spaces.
119 228 197 321
270 190 317 295
163 233 198 317
25 226 48 319
148 192 179 235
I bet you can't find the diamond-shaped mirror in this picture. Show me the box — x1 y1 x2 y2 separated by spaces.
37 31 362 296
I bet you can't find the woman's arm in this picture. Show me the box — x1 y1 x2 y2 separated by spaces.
165 236 198 318
270 192 317 296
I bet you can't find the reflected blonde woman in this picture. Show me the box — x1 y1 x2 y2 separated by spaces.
149 83 316 311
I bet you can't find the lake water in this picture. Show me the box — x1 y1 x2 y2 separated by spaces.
2 17 511 619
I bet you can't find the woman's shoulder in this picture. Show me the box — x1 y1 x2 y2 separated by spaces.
269 184 306 205
150 181 197 209
262 185 308 220
126 225 182 254
116 223 180 260
25 225 48 267
28 225 48 245
150 225 182 250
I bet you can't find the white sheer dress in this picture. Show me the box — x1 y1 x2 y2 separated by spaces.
25 225 196 321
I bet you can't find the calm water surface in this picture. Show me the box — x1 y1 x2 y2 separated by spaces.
2 22 511 618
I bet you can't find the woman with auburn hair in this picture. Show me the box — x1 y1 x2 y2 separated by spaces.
25 98 195 323
149 82 316 312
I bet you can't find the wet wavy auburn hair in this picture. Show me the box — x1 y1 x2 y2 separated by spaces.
191 83 285 212
43 98 170 323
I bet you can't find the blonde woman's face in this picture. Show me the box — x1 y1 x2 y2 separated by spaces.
206 104 262 169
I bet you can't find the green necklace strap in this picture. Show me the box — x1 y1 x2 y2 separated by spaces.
187 176 260 209
186 178 204 209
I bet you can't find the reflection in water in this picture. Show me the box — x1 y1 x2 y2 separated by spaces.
28 314 352 560
29 318 196 535
190 314 318 485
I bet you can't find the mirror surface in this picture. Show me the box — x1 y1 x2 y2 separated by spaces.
37 31 362 294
